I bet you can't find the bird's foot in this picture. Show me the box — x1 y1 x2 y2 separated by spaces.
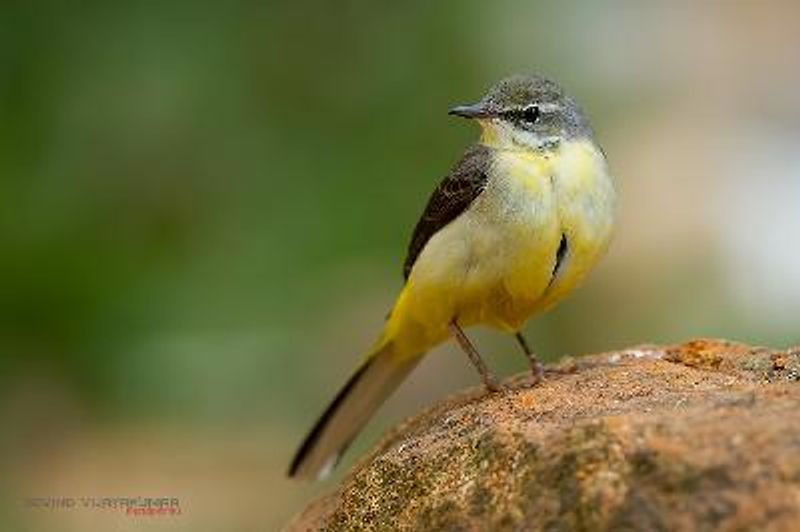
483 377 503 394
528 360 545 386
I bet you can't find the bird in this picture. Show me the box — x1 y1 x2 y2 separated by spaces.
288 74 616 480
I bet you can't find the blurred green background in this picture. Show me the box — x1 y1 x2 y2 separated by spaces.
2 1 799 530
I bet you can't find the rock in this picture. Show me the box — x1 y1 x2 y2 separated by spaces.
288 339 800 531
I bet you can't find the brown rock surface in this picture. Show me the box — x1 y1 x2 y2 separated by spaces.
288 339 800 531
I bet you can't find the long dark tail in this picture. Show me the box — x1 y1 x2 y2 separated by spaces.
288 343 420 480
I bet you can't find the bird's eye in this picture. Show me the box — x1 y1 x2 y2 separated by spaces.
521 105 540 124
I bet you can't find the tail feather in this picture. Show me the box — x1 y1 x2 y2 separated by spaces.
288 343 419 480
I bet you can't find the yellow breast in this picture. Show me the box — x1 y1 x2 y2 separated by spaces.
471 139 615 329
531 140 616 314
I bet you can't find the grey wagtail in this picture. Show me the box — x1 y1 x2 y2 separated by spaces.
289 75 616 480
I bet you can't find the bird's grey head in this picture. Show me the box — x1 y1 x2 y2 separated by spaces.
449 75 593 151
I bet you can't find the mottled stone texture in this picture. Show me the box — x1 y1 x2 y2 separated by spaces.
289 339 800 532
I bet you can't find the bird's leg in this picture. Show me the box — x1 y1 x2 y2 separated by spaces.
449 320 501 392
515 332 544 384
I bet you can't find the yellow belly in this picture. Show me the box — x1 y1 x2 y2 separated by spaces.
383 140 615 358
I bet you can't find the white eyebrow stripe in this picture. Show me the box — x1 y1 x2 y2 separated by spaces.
538 102 561 112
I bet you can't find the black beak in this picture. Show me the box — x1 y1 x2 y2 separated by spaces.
448 102 491 119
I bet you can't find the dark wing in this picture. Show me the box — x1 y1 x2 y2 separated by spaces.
403 144 491 279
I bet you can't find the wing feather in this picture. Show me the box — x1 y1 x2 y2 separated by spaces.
403 144 491 279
